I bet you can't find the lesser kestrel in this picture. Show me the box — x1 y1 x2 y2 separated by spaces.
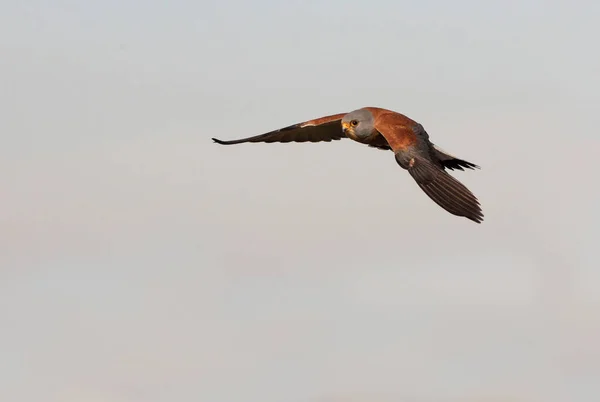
213 107 483 223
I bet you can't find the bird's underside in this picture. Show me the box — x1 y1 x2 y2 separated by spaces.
212 106 484 223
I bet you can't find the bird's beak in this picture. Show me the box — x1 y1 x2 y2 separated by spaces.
342 121 350 132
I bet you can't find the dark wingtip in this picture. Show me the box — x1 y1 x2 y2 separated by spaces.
212 138 227 145
468 213 484 224
408 157 484 224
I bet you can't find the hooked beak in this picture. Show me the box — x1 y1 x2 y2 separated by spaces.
341 121 350 132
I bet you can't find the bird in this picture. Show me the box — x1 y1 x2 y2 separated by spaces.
212 106 484 223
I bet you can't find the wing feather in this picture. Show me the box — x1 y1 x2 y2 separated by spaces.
376 112 483 223
402 154 484 223
212 113 347 145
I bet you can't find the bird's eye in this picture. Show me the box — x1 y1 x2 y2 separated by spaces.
351 120 358 126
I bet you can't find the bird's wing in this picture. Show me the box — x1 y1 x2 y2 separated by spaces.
374 113 484 223
399 154 484 223
212 113 348 145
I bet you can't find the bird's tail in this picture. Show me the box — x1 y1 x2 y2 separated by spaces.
406 156 484 223
432 144 480 171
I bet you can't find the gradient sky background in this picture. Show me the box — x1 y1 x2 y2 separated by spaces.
2 1 599 401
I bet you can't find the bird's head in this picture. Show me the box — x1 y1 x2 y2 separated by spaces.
341 108 376 142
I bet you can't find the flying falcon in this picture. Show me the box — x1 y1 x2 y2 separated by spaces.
212 107 484 223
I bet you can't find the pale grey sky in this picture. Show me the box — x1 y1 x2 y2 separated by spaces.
1 1 599 401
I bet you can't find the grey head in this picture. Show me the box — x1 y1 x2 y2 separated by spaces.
341 108 376 141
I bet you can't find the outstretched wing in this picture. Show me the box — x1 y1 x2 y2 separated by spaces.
212 113 347 145
374 112 483 223
401 155 484 223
